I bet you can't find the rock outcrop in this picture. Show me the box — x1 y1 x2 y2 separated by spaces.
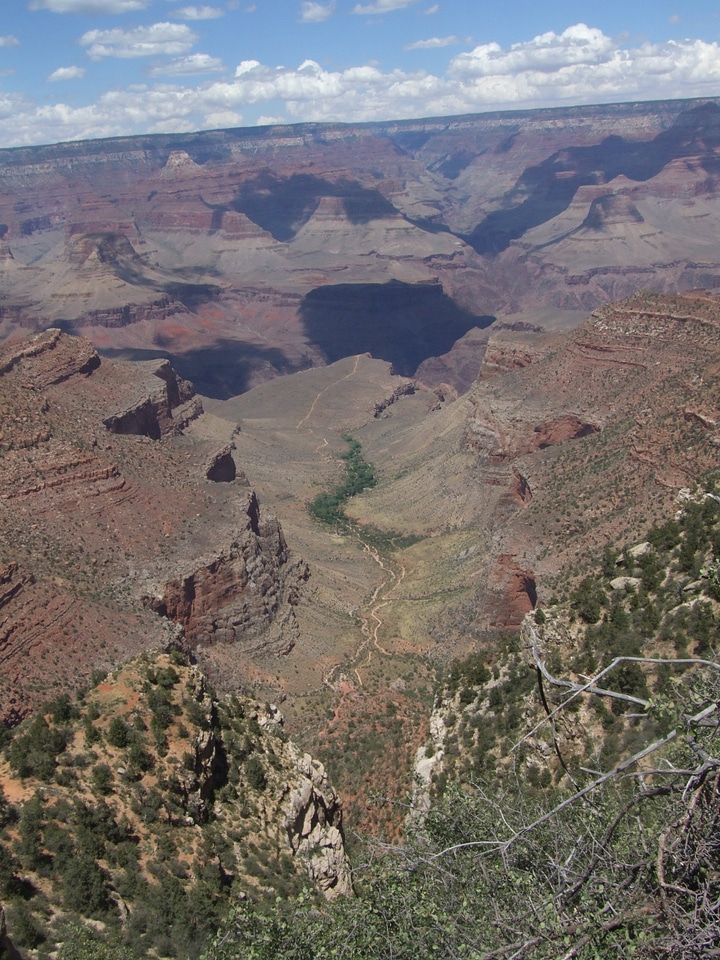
0 652 351 956
102 358 200 438
205 445 237 482
285 747 353 899
0 331 308 722
146 491 309 654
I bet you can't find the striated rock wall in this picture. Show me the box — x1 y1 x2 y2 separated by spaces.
0 330 309 722
102 357 200 438
3 99 720 398
146 491 309 654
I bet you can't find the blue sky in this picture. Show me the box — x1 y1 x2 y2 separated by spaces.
1 1 720 147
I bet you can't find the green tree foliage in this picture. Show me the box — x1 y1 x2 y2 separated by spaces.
6 715 69 780
571 576 605 624
206 664 720 960
309 435 377 527
56 924 136 960
244 756 267 791
105 717 131 748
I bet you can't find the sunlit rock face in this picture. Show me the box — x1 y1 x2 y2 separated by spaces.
2 98 720 397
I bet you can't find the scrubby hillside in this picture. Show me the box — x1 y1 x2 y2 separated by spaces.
201 481 720 959
0 651 350 959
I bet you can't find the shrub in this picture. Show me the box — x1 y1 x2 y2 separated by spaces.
91 763 114 795
244 757 267 791
106 717 131 748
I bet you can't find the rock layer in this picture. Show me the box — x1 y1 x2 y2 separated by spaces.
0 331 307 723
2 99 720 396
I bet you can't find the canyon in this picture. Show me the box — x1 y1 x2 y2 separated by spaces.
2 98 720 953
1 98 720 401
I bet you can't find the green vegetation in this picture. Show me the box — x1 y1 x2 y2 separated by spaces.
309 434 377 527
205 484 720 959
0 654 309 959
5 484 720 959
308 434 420 553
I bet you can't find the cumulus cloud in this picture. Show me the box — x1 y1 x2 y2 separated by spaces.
353 0 417 14
5 24 720 148
405 36 460 50
30 0 148 12
80 22 198 60
204 109 243 127
0 36 19 48
150 53 224 76
300 2 334 22
47 65 86 81
171 5 224 19
449 24 614 78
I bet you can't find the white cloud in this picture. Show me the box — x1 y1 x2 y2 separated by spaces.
405 36 459 50
80 22 198 60
30 0 148 12
4 24 720 148
47 65 86 81
424 4 438 12
235 59 262 76
300 2 334 23
352 0 417 14
171 5 224 19
150 53 224 76
204 109 243 127
449 24 614 78
0 36 19 48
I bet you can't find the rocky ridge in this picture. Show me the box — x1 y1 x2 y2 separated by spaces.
414 484 720 802
3 99 720 397
0 651 351 957
0 330 306 724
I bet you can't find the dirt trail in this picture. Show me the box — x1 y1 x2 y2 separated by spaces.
292 354 402 688
296 354 361 430
323 540 404 690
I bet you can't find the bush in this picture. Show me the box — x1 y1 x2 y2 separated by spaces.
106 717 131 748
6 715 69 780
244 757 267 791
91 763 114 795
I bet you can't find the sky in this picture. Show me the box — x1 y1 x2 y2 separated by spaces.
1 1 720 148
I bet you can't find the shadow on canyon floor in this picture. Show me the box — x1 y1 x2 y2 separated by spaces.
300 280 494 377
98 341 301 400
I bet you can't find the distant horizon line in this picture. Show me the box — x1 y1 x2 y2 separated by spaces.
2 92 719 157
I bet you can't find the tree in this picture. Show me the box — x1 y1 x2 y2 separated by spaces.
204 631 720 960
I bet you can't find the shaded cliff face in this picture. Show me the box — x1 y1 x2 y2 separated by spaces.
0 330 307 724
2 99 720 395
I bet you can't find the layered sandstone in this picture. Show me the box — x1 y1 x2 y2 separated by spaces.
2 99 720 397
0 331 307 723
